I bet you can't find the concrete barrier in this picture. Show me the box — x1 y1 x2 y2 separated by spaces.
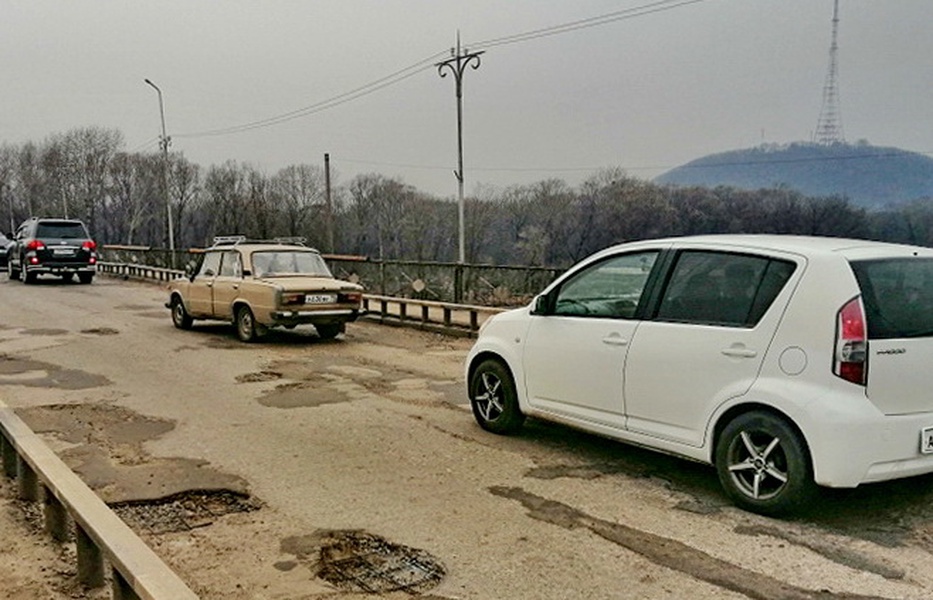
0 402 199 600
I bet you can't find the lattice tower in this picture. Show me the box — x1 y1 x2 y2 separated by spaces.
814 0 845 144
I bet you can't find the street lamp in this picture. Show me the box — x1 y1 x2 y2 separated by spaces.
144 78 176 267
437 33 483 268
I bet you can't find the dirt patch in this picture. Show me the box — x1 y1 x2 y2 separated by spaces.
0 355 111 390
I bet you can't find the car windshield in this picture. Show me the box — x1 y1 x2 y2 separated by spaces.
251 250 333 278
35 223 87 239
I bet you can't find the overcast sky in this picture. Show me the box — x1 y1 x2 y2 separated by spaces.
2 0 931 197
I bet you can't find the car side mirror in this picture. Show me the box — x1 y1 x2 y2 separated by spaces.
531 294 550 316
184 261 197 280
242 269 252 277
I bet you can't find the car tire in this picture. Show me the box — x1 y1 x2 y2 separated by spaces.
315 323 343 339
171 297 193 330
469 359 525 435
78 273 93 284
235 306 262 343
715 411 817 516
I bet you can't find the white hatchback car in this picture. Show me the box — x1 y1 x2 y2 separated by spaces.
466 234 933 515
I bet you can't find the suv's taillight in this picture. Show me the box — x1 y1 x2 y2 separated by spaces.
834 297 867 385
82 240 97 251
25 239 45 251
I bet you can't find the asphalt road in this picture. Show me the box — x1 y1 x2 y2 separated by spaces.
2 272 933 599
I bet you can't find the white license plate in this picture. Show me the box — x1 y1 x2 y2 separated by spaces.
305 294 336 304
921 427 933 454
53 248 75 256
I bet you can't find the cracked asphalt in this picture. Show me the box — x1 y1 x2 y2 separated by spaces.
2 273 933 599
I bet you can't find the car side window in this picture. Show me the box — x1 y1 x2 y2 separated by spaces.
552 251 658 318
219 251 242 278
197 252 222 278
656 251 795 327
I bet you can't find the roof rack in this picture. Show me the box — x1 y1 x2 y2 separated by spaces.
209 235 309 248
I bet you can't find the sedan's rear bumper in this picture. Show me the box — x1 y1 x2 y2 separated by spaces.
25 263 96 275
269 308 359 326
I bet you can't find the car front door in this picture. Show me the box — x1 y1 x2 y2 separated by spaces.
623 249 799 447
211 251 243 320
188 251 222 317
521 250 660 430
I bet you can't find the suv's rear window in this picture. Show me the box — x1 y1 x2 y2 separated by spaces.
851 258 933 339
36 222 87 239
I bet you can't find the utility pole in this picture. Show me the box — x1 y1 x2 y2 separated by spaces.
324 153 334 252
437 32 484 267
144 78 177 267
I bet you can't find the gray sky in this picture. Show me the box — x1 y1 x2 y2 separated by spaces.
2 0 931 197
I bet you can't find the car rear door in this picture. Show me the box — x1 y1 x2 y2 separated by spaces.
521 249 661 430
850 257 933 416
623 249 799 447
188 251 222 317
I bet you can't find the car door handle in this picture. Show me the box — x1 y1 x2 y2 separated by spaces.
602 333 629 346
721 346 757 358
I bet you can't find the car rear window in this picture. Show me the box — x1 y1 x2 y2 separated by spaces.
850 258 933 339
36 222 87 239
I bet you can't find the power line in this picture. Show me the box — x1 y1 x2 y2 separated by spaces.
470 0 710 50
172 0 710 140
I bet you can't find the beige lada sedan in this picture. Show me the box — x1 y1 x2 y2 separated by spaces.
167 237 363 342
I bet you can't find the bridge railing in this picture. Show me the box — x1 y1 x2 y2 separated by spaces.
96 262 509 336
0 405 199 600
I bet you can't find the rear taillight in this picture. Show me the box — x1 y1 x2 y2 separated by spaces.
82 240 97 251
339 291 362 304
25 239 44 251
834 297 867 385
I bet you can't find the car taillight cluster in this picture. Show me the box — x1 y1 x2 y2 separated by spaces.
25 239 45 251
82 240 97 250
834 297 867 385
339 291 362 304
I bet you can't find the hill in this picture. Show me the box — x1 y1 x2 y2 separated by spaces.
654 142 933 208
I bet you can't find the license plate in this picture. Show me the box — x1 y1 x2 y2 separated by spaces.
305 294 336 304
921 427 933 454
53 248 75 256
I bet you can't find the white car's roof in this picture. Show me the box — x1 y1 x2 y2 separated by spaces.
616 234 933 260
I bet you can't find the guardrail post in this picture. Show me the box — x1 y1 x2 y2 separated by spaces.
1 434 16 478
43 487 69 542
421 305 429 324
454 264 463 304
443 307 452 328
380 299 388 324
76 523 105 588
17 455 38 501
470 310 479 331
112 568 141 600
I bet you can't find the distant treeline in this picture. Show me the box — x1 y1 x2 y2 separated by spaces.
2 126 932 267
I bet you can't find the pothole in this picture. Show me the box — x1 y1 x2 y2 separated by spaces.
110 489 261 534
81 327 120 336
236 370 283 383
315 530 445 594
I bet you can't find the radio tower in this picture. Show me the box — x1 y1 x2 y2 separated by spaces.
814 0 845 144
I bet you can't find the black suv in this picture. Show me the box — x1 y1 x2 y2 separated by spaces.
8 217 97 284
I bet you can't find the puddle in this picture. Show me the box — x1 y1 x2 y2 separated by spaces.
236 370 283 383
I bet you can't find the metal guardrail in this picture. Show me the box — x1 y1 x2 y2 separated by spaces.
96 262 506 336
0 404 199 600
